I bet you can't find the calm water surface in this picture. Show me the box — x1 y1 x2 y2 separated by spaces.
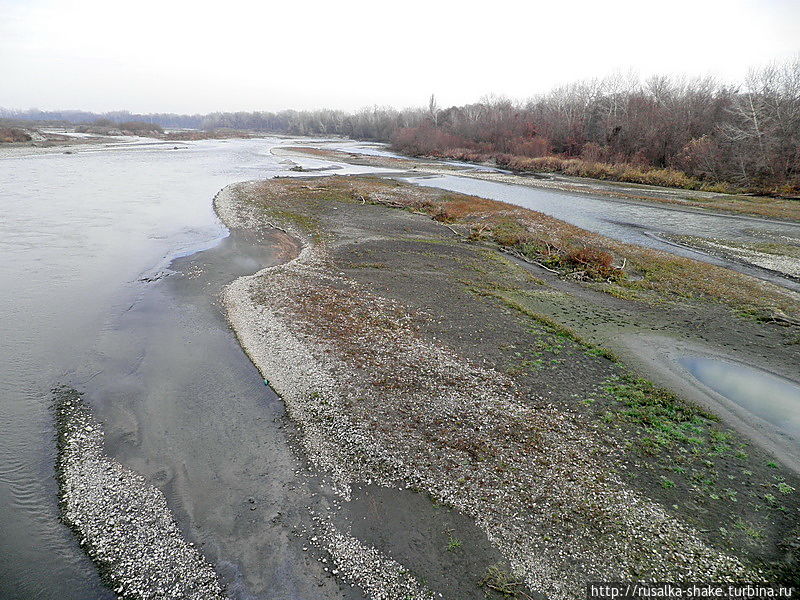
679 356 800 440
0 137 380 599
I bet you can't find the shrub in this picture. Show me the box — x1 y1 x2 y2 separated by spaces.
118 121 164 134
563 245 617 279
391 126 470 156
491 219 531 246
508 136 550 158
0 127 31 143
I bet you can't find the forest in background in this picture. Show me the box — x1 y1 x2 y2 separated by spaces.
3 58 798 194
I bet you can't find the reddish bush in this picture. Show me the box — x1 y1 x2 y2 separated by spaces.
564 245 616 279
580 142 608 163
509 136 550 158
673 136 722 179
0 127 31 143
391 126 471 156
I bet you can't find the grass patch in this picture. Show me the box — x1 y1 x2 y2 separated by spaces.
272 174 800 321
259 206 321 240
490 291 621 363
479 565 534 599
733 518 765 540
444 528 463 552
602 373 716 455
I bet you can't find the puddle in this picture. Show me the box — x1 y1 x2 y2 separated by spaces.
679 356 800 440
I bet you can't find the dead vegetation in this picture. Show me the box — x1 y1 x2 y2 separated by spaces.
221 178 763 598
263 176 798 320
0 127 32 143
283 146 800 221
479 565 535 599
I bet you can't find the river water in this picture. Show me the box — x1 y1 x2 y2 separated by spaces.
1 137 798 598
403 175 800 291
0 137 381 599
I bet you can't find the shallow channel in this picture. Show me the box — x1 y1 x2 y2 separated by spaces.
679 356 800 441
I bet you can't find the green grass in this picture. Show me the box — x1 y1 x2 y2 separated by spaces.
602 373 716 455
259 206 321 240
490 291 621 362
444 528 463 552
733 518 765 540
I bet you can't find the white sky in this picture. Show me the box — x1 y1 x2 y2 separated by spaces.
1 0 798 113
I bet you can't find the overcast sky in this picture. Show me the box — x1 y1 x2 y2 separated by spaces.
1 0 798 114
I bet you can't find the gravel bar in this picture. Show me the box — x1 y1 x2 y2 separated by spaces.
216 180 758 600
55 387 225 600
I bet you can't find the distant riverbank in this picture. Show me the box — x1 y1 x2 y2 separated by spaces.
284 145 800 221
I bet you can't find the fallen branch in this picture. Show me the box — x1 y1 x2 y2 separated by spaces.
265 221 292 235
503 248 560 273
441 223 460 236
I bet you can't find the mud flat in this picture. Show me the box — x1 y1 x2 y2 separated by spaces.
217 176 800 598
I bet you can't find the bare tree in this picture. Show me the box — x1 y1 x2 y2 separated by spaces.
428 94 439 126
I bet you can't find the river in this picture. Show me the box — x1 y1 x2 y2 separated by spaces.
0 137 380 599
1 136 797 598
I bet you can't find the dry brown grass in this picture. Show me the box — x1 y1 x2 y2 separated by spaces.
0 127 31 143
285 147 800 221
504 156 709 190
434 194 510 221
269 176 799 320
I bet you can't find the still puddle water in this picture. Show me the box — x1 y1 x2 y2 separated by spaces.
679 356 800 440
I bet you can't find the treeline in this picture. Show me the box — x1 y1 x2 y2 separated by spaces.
74 118 164 135
0 109 204 129
0 107 420 138
392 60 800 194
2 58 797 192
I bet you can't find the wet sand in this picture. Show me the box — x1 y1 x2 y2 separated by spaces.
63 210 514 599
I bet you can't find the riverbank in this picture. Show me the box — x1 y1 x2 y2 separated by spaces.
217 176 800 598
282 146 800 222
0 134 185 160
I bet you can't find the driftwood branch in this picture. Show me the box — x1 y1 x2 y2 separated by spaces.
503 248 560 273
441 223 460 236
265 221 291 235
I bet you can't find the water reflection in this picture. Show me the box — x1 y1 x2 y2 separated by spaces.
679 356 800 440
